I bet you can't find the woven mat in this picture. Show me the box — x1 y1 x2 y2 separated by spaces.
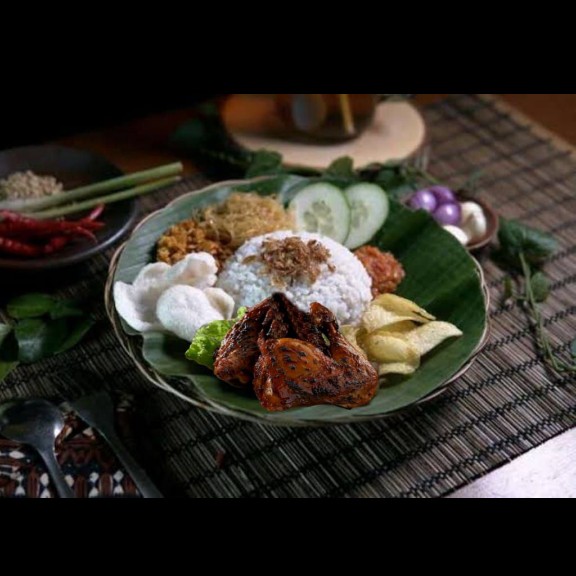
2 93 576 498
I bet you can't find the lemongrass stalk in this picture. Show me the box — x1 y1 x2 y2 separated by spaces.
338 94 356 136
29 176 181 219
0 162 183 213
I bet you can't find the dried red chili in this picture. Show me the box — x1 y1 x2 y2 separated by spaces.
0 208 106 258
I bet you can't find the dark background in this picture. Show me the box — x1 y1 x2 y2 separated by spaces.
0 93 218 150
4 93 576 153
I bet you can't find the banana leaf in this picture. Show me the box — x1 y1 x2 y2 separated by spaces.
112 176 487 425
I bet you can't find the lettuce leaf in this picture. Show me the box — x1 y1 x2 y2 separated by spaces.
185 308 247 370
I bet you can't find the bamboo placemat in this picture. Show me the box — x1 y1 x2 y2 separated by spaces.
2 93 576 498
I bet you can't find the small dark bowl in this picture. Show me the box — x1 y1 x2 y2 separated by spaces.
0 145 138 272
460 195 499 252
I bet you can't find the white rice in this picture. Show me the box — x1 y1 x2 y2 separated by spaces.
216 231 372 325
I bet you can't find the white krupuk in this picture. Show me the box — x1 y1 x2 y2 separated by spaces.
203 287 236 319
165 252 218 289
114 252 232 339
156 286 234 342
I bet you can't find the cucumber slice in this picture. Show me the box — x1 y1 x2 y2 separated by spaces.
290 183 351 244
344 183 390 249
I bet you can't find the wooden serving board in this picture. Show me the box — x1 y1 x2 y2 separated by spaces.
222 94 428 170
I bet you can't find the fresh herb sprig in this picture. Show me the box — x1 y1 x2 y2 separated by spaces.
244 150 437 200
494 219 576 374
0 293 96 382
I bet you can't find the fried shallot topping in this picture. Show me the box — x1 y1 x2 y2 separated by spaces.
248 237 335 287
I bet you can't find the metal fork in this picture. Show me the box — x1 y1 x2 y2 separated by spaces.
54 372 163 499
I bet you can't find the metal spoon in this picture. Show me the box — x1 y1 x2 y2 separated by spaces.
0 399 74 498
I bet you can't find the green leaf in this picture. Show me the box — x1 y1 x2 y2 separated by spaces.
54 317 95 354
7 293 56 319
571 339 576 361
143 333 197 377
15 318 48 363
171 119 215 153
503 276 514 301
245 150 285 178
185 308 247 370
0 360 17 381
3 296 92 366
387 182 420 201
497 219 558 270
530 272 550 303
49 299 85 320
14 318 70 363
170 104 225 151
0 325 18 362
170 111 250 180
0 323 12 346
373 167 403 187
372 167 418 200
322 157 357 184
0 323 18 381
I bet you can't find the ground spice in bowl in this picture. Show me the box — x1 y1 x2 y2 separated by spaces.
0 171 63 200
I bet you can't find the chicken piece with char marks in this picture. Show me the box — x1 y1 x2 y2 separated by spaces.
213 297 272 387
214 294 378 411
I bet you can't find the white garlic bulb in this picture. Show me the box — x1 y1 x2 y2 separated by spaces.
443 225 470 246
460 201 488 244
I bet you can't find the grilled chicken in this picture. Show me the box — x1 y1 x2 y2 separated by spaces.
214 294 324 387
253 302 378 411
213 297 272 387
214 294 379 411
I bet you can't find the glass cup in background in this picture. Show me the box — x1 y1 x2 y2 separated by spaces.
275 94 411 142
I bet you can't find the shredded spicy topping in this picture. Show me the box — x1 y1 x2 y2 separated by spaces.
201 193 294 250
354 245 405 297
249 237 335 287
157 193 294 268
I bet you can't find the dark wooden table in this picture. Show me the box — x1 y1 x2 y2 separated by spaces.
54 94 576 498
